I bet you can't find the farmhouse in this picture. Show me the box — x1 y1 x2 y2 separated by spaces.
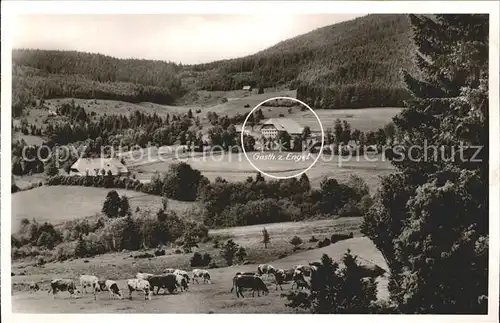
235 125 251 136
242 85 252 91
69 157 129 176
260 118 304 139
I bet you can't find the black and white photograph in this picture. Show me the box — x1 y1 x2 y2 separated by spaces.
1 0 499 319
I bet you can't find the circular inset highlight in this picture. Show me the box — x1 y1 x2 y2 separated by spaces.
240 96 325 180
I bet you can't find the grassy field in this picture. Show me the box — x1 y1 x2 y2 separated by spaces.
42 90 401 134
11 186 201 232
129 150 395 193
11 217 389 313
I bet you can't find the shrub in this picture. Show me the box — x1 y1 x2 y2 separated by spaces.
338 202 363 217
309 236 319 243
290 236 303 251
202 253 212 266
282 251 378 313
235 246 247 263
174 249 182 254
134 252 154 259
154 249 166 256
190 252 212 267
330 233 353 244
317 238 331 248
220 239 239 266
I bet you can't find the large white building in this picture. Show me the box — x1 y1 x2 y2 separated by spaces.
260 118 304 139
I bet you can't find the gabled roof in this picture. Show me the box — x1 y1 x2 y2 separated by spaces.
70 157 128 175
261 118 304 134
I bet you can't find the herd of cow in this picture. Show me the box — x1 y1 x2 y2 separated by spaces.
26 263 325 301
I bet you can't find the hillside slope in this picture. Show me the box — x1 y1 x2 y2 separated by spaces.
12 14 416 116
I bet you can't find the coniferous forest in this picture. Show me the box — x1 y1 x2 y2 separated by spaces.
12 14 418 117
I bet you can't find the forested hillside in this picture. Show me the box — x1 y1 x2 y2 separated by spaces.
192 14 417 108
12 14 417 116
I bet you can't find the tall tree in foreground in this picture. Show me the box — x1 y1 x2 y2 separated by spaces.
362 14 488 313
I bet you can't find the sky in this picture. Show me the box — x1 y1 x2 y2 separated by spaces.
11 14 364 64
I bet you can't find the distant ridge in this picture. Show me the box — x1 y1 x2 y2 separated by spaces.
12 14 416 116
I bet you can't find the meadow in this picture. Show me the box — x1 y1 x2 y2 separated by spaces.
128 150 395 193
11 218 389 313
42 90 401 134
11 90 400 313
11 186 201 231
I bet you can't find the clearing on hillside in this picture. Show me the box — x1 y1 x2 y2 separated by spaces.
129 151 395 192
11 186 201 231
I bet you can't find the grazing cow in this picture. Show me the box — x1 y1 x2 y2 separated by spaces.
175 273 189 292
230 272 258 292
236 271 258 276
192 269 211 284
293 265 317 277
29 281 40 293
257 264 276 279
173 269 190 283
291 271 310 290
97 280 123 299
233 275 269 298
136 272 154 280
48 279 81 299
127 279 151 300
79 275 101 299
273 268 295 291
147 274 178 295
163 268 176 274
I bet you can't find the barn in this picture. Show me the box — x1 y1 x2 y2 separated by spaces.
69 157 129 176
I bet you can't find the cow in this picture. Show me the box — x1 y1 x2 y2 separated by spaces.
291 271 310 290
173 269 190 283
97 280 123 299
162 268 176 274
257 264 276 279
29 281 40 293
192 269 211 284
127 278 152 300
48 279 81 299
136 272 154 280
233 275 269 298
230 272 258 292
293 264 318 278
273 268 295 291
175 273 189 292
147 274 178 295
79 275 101 299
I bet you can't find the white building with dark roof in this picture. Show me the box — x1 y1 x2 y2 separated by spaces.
260 118 304 138
69 157 129 176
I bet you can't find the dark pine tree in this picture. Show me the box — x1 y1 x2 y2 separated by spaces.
362 14 489 314
102 190 121 218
